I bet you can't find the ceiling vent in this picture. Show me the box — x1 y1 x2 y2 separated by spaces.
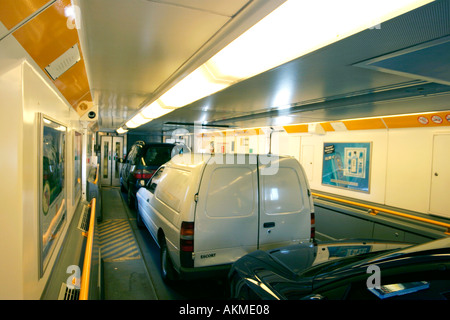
45 44 81 80
354 36 450 86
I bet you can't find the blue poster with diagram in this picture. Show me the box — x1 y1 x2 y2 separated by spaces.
322 142 371 192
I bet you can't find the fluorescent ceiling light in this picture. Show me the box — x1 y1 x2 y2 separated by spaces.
159 65 232 108
116 127 128 134
120 0 433 130
126 113 151 128
141 100 176 119
159 0 433 108
206 0 434 81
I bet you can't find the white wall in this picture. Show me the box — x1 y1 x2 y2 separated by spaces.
271 126 450 217
0 63 24 300
385 127 450 215
0 22 83 299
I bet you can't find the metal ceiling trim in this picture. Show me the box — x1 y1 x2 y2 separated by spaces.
210 82 450 125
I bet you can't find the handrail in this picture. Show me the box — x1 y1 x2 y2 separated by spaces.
79 198 96 300
311 192 450 235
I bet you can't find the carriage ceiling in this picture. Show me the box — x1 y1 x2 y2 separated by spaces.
0 0 449 135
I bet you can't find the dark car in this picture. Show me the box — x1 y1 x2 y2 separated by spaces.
120 141 189 208
229 237 450 300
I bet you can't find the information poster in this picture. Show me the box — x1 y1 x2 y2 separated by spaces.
39 114 67 277
322 142 371 193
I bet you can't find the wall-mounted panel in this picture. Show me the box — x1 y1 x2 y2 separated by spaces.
428 133 450 218
384 127 434 214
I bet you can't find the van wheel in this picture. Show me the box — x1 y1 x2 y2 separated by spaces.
160 241 177 282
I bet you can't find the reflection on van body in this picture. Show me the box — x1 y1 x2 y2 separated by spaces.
136 153 314 281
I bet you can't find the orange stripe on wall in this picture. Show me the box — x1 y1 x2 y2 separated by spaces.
342 118 386 130
283 124 309 134
383 112 450 128
320 122 335 132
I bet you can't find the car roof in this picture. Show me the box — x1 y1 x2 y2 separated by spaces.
143 142 175 148
136 142 175 151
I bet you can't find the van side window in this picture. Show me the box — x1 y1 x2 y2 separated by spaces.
262 167 304 214
155 168 191 213
205 167 255 218
147 167 164 194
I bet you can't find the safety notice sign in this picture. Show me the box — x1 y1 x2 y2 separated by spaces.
322 142 372 193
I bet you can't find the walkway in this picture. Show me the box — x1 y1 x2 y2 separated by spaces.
99 187 157 299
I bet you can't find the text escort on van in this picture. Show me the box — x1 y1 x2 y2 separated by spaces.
136 153 315 281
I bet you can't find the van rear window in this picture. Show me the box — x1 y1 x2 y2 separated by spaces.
262 167 304 214
205 167 255 218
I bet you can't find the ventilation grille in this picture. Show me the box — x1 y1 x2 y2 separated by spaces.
77 204 90 233
45 44 81 80
354 36 450 86
58 282 80 300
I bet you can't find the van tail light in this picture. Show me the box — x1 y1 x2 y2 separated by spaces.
180 221 194 252
310 212 316 240
133 169 155 180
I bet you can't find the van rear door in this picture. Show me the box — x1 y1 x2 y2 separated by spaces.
258 155 312 250
194 154 259 268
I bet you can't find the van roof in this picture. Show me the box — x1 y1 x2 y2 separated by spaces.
167 153 293 170
168 153 211 168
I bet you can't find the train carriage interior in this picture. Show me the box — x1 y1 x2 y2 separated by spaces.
1 0 450 303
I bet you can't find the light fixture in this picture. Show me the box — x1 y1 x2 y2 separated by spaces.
119 0 433 130
126 113 151 128
159 0 434 108
116 127 128 134
141 100 175 119
158 65 232 108
206 0 434 81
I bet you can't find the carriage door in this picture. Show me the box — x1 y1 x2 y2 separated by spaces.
100 136 124 186
429 134 450 218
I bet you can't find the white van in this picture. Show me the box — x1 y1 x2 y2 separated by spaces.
136 153 314 281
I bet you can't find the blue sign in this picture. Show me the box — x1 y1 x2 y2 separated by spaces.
322 142 371 192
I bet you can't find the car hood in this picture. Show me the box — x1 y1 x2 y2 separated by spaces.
231 239 413 299
268 239 412 275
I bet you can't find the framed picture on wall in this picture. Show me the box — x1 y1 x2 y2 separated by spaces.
38 114 67 277
322 142 372 193
73 131 82 206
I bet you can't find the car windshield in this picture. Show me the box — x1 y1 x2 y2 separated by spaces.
299 250 394 278
142 145 173 166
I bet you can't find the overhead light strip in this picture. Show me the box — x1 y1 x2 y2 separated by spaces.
119 0 434 133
